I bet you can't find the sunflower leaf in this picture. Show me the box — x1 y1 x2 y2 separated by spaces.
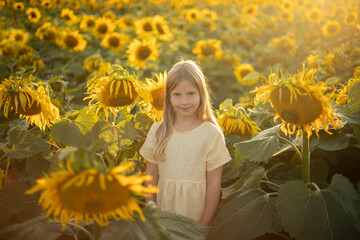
51 119 86 148
277 175 360 240
348 82 360 115
234 125 280 162
207 188 281 240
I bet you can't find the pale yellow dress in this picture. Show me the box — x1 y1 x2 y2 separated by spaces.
140 121 231 221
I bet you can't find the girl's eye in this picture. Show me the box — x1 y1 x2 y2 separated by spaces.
173 93 180 96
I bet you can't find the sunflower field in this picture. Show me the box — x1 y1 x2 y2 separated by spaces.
1 0 360 239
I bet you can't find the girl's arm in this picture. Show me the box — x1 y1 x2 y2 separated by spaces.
144 162 159 203
199 166 223 226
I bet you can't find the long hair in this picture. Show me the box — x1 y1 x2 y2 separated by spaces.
153 59 219 161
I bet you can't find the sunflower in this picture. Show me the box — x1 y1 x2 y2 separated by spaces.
57 30 87 52
141 72 166 121
201 8 218 20
134 17 155 36
0 40 17 58
80 15 96 31
84 67 142 118
234 63 257 85
344 12 357 25
101 32 129 52
306 7 322 23
279 10 294 22
0 76 60 130
40 0 52 9
321 20 341 37
280 0 293 12
60 8 78 25
9 29 29 46
26 8 41 23
36 23 58 42
242 4 258 18
0 1 5 10
26 162 158 228
126 39 159 70
272 35 297 56
93 18 115 39
217 101 260 137
307 54 318 69
193 39 222 60
152 15 172 41
83 57 111 73
103 10 116 21
251 67 342 138
13 2 24 10
336 78 358 105
215 51 241 67
185 8 201 23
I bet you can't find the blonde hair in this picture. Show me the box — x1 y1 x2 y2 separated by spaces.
153 59 219 161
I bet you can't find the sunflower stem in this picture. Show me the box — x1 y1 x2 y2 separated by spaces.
277 134 301 158
301 130 311 184
109 112 115 125
94 222 101 240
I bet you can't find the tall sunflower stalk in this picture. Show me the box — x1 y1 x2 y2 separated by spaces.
252 67 342 184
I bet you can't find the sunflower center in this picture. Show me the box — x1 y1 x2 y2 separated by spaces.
44 29 56 40
247 8 254 14
15 34 23 41
30 12 37 18
64 35 79 48
98 24 108 34
269 86 323 125
10 91 42 116
103 79 138 107
240 69 251 78
87 19 95 27
63 14 71 21
156 23 165 34
143 22 153 32
327 24 337 33
346 14 355 22
60 174 130 213
109 36 120 47
191 13 196 19
201 44 216 56
137 46 151 60
151 88 165 111
311 12 319 19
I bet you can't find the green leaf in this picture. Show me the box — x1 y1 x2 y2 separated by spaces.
135 113 153 132
25 153 50 181
158 210 210 240
100 202 169 240
234 125 280 162
316 131 350 151
208 189 281 240
6 128 51 159
51 119 86 148
219 99 233 110
348 82 360 115
221 166 265 201
73 108 99 135
277 176 360 240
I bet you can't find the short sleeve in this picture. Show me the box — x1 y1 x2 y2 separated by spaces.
206 130 231 171
139 123 158 164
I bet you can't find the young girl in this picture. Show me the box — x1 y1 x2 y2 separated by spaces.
140 60 231 226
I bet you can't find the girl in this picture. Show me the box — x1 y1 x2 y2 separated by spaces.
140 60 231 227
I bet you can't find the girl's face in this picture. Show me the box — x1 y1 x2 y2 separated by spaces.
170 80 200 121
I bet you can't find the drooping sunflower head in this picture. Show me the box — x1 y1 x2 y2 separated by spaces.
0 75 60 130
93 18 115 39
9 29 29 46
271 35 298 56
336 78 359 105
57 30 87 52
26 162 158 228
217 100 260 137
306 7 323 23
101 32 130 52
140 71 166 121
234 63 257 85
321 20 341 37
252 67 342 138
126 39 159 70
26 7 42 23
192 39 222 60
84 65 142 119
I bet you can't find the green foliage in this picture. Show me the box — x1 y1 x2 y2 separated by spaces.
277 175 360 240
234 125 280 162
